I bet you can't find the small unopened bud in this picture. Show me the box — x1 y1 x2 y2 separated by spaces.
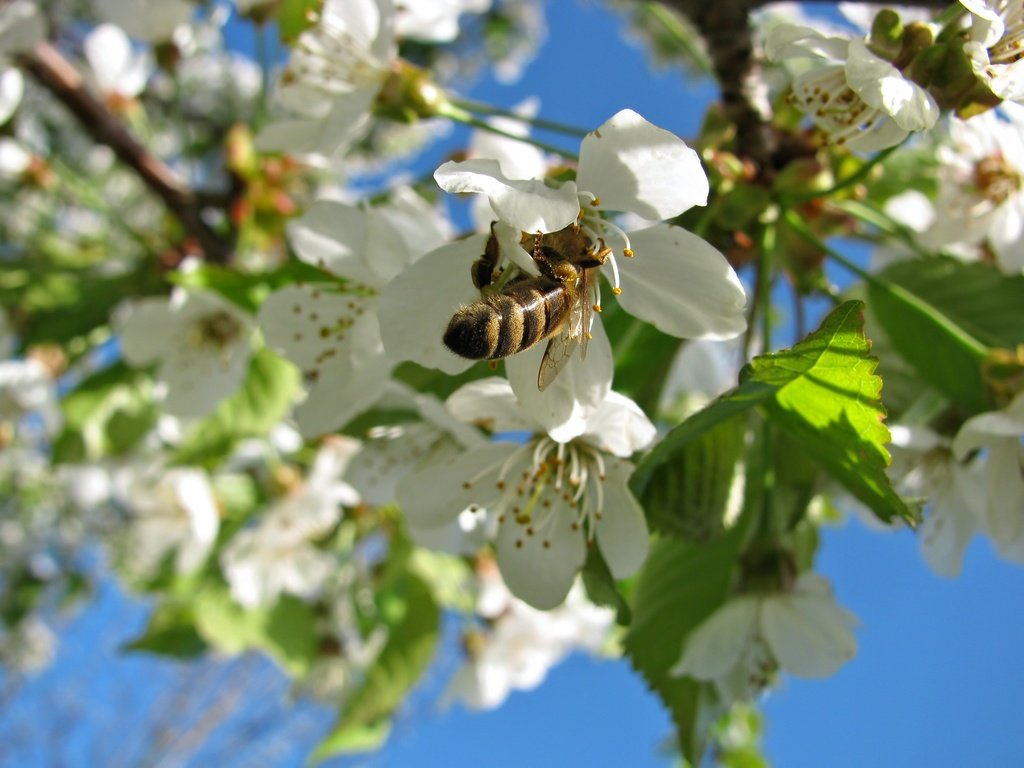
869 9 904 61
375 60 450 123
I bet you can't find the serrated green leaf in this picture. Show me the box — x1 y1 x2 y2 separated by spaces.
312 572 440 762
623 526 746 763
871 256 1024 411
750 301 911 524
172 347 300 468
635 302 911 526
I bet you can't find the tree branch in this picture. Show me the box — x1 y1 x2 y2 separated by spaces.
19 41 233 264
655 0 775 175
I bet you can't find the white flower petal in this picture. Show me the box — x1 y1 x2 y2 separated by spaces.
434 158 580 233
291 314 390 437
920 464 982 577
670 597 759 679
593 458 649 579
495 501 587 610
847 40 938 132
396 441 516 528
577 109 709 218
118 297 176 365
446 377 535 433
0 69 23 125
287 201 380 285
378 235 487 374
616 224 747 340
761 584 857 678
582 390 656 457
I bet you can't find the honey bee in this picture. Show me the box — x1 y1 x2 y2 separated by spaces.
443 222 609 390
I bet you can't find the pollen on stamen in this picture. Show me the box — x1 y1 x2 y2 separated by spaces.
515 540 524 549
611 287 622 295
590 197 601 207
570 521 580 530
593 303 602 313
462 481 472 489
543 540 551 549
496 480 506 490
498 514 507 523
623 248 635 258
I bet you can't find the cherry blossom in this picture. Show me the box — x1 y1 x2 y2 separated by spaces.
397 378 654 609
118 287 255 420
767 23 938 150
671 573 858 702
220 438 361 608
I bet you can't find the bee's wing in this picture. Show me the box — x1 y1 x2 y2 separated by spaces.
537 331 579 391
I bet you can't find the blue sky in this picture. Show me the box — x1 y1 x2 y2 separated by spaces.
3 2 1023 767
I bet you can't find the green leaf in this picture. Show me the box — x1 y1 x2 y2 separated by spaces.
623 526 746 763
639 413 746 541
631 383 775 496
122 602 208 659
172 347 300 468
193 588 318 677
277 0 322 41
749 301 911 524
312 572 440 762
170 260 334 314
52 362 158 463
871 256 1024 411
580 545 632 625
634 301 912 526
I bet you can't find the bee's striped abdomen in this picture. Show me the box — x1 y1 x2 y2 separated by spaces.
443 277 570 360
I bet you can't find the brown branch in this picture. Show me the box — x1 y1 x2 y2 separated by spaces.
656 0 775 176
19 41 233 264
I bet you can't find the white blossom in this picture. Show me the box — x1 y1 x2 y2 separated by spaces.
446 565 614 710
118 287 255 420
394 0 492 43
920 107 1024 272
767 24 938 150
961 0 1024 103
889 424 988 576
255 0 397 157
220 438 360 608
398 378 654 609
116 466 221 577
671 573 858 702
951 392 1024 562
83 23 151 103
258 189 449 437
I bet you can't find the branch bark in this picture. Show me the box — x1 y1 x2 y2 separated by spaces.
19 41 233 264
656 0 775 175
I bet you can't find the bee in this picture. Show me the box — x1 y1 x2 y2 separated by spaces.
443 222 609 390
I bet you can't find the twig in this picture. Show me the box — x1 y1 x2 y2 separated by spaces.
19 41 233 264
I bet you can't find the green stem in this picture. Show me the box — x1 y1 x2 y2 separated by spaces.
782 209 990 359
782 143 901 205
448 96 590 138
439 104 579 160
758 220 776 352
830 198 934 258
